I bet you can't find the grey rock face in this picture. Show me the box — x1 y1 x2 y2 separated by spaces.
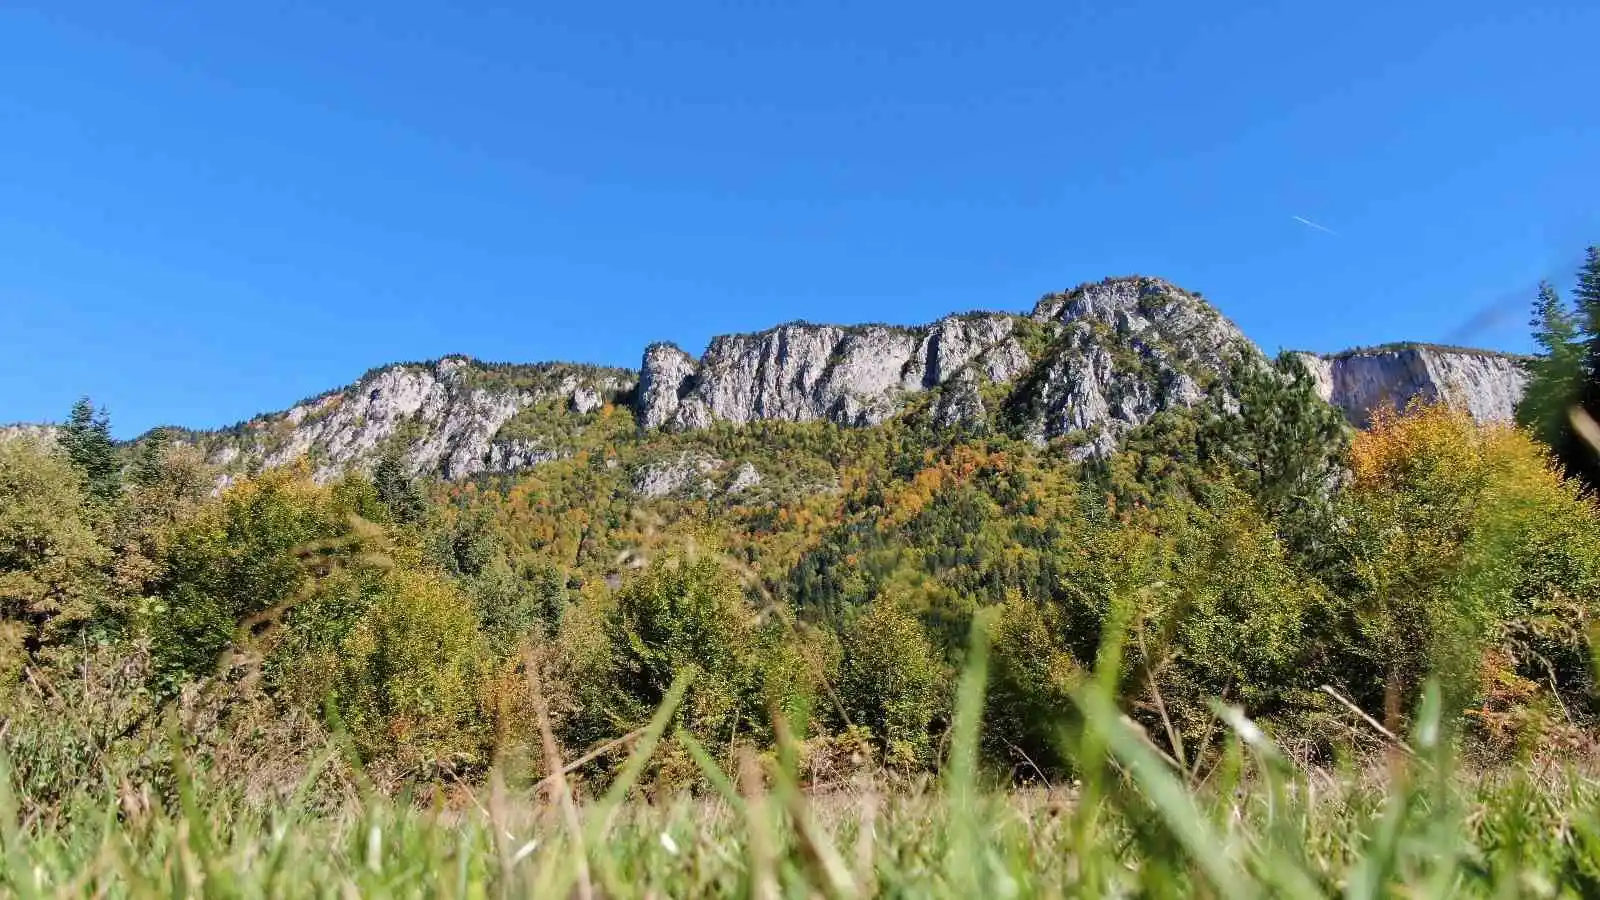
727 461 763 494
0 424 59 446
636 313 1030 430
193 357 633 482
13 275 1535 484
637 344 699 428
1008 277 1259 458
1292 347 1528 426
632 451 723 499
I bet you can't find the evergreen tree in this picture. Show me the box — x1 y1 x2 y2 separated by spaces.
1516 282 1583 461
1518 248 1600 489
1200 352 1349 527
58 397 120 504
373 447 425 525
128 427 173 488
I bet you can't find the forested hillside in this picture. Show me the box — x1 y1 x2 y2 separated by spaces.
5 261 1600 895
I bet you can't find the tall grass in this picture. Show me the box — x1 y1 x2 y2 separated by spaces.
3 625 1599 898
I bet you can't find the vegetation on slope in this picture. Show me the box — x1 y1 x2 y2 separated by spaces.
4 248 1600 895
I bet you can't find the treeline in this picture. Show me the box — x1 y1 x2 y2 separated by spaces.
4 250 1600 801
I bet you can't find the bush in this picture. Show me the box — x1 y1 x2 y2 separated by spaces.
983 589 1080 776
1334 401 1600 718
143 467 375 689
327 563 493 774
836 598 943 765
558 554 809 757
0 437 109 671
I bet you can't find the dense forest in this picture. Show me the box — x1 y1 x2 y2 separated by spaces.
4 251 1600 895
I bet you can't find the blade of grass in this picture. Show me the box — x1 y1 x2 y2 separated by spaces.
1077 687 1257 900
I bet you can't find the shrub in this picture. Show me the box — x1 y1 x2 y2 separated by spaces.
983 589 1080 776
558 554 806 756
328 563 493 774
0 437 109 671
836 598 943 765
143 467 387 691
1335 401 1600 718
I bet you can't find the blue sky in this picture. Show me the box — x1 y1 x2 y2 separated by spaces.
2 1 1596 438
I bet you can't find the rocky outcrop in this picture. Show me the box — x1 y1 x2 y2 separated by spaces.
1006 277 1259 457
637 276 1261 459
632 451 723 499
637 314 1030 431
189 357 633 482
1292 346 1528 427
6 275 1535 481
0 424 58 446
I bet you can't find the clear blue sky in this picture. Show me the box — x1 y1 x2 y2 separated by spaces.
2 2 1596 438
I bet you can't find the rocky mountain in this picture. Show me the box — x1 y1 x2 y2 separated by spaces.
1293 345 1529 426
0 423 60 445
644 277 1260 458
177 358 634 483
7 276 1534 482
637 311 1031 431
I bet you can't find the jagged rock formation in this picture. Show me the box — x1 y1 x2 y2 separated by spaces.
5 275 1534 482
638 314 1031 431
632 450 724 499
184 357 633 483
0 424 58 446
640 277 1263 459
1292 346 1529 427
1006 278 1258 457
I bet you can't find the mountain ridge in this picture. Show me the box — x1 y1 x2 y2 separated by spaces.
3 275 1531 480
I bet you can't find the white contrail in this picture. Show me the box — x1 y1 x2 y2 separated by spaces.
1292 215 1338 235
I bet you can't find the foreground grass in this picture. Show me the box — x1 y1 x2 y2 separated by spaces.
5 648 1600 897
7 765 1600 899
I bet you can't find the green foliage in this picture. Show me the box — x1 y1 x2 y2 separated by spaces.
323 563 492 772
1334 402 1600 719
371 447 424 525
561 554 801 753
1518 247 1600 489
0 438 109 671
142 468 381 690
58 397 121 504
836 598 943 764
1146 482 1319 732
983 590 1080 775
1518 281 1585 449
1201 352 1349 524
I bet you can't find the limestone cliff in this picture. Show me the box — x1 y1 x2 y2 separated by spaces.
5 276 1534 482
183 357 634 483
637 313 1030 431
639 276 1262 459
1292 345 1529 427
1005 277 1259 457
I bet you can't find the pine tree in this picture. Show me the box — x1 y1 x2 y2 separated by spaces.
129 427 173 487
1515 282 1583 457
1519 247 1600 489
58 397 120 504
1202 352 1349 521
373 447 425 525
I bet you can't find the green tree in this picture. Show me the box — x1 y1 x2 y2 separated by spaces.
984 590 1080 777
0 438 109 683
144 468 384 690
836 598 942 765
58 397 120 504
1518 281 1586 472
374 447 425 525
1332 402 1600 720
1200 353 1348 530
321 562 492 771
561 554 772 748
1520 248 1600 488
